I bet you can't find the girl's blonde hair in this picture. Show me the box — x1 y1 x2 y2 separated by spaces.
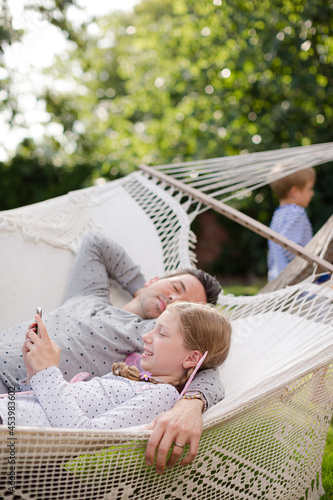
112 301 232 392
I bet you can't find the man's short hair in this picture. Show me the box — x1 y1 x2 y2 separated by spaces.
165 268 222 305
269 167 316 200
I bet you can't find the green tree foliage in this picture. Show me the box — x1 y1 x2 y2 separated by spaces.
35 0 333 167
1 0 332 275
27 0 88 47
0 0 23 126
0 0 21 54
0 144 97 210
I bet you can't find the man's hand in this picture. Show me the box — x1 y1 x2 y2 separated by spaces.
144 398 204 474
24 316 61 375
22 327 37 383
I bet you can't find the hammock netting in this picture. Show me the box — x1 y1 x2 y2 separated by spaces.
0 144 332 500
143 141 333 205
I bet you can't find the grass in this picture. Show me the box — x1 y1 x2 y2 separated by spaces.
322 422 333 499
221 279 333 499
220 276 266 297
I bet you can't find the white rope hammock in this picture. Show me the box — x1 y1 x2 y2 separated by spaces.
0 146 332 499
144 141 333 204
260 214 333 293
140 141 333 275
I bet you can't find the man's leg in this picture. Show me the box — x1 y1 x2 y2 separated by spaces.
0 379 8 393
0 320 30 392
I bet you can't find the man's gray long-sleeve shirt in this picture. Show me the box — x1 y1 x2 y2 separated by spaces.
0 231 224 408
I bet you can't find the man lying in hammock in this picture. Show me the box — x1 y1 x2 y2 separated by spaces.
0 230 223 474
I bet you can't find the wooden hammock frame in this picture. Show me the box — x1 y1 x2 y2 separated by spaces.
139 164 333 276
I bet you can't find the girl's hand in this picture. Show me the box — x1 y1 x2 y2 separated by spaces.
24 315 61 375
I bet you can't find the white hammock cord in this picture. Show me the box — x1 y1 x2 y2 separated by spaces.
0 152 333 500
140 142 333 272
309 223 333 279
151 142 333 204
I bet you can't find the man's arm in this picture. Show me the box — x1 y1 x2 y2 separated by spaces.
145 367 224 473
184 367 224 408
65 231 146 300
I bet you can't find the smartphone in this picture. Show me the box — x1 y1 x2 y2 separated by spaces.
36 307 42 337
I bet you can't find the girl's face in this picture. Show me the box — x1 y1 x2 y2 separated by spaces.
141 309 198 384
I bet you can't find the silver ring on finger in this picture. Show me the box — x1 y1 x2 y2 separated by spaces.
174 443 185 448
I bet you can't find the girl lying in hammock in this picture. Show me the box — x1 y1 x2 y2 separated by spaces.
0 302 231 432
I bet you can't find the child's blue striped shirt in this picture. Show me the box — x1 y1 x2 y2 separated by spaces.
267 204 313 281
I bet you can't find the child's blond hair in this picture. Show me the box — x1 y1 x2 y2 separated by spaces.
270 168 316 200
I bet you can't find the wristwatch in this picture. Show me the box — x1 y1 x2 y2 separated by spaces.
181 391 208 413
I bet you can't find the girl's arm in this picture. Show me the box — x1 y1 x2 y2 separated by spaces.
30 367 178 430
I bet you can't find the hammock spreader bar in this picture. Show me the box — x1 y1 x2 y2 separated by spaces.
139 164 333 274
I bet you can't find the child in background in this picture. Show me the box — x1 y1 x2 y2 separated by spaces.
0 302 231 430
267 168 316 282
